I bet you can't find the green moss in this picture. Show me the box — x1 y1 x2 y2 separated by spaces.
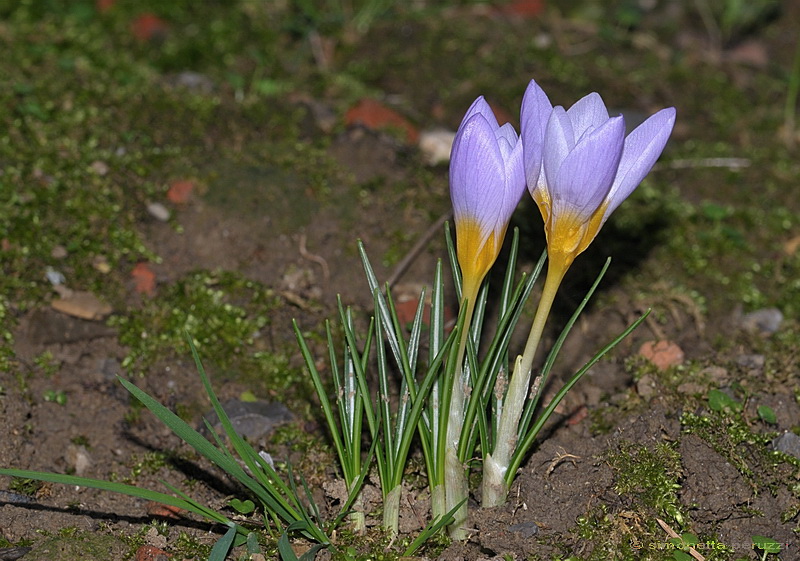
20 530 129 561
33 351 59 377
606 441 685 525
126 451 171 479
109 269 310 397
681 409 779 484
172 531 212 559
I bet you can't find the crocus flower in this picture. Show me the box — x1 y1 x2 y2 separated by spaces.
450 96 527 301
521 79 676 274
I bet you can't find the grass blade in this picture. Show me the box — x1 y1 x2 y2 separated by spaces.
0 467 232 526
208 523 237 561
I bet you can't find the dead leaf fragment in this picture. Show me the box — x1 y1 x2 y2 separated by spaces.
51 287 112 320
783 234 800 256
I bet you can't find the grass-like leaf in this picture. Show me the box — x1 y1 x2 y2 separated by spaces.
402 497 466 556
0 467 233 527
507 309 651 481
208 524 238 561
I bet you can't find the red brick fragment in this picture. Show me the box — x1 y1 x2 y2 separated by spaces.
638 340 684 371
131 13 169 43
135 544 172 561
167 179 195 204
145 500 184 519
345 99 419 144
131 262 157 296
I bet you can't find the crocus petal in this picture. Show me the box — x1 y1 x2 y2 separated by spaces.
500 140 526 227
519 77 676 271
495 122 519 161
450 114 504 235
550 115 626 220
542 107 576 189
566 92 609 140
520 79 553 192
603 107 677 219
460 96 499 131
450 96 527 289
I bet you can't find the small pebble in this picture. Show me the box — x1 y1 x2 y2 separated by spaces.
45 267 66 286
134 544 171 561
51 287 113 320
677 381 705 395
636 374 657 399
90 160 109 176
740 308 783 334
736 354 765 370
146 202 170 222
172 71 215 93
699 365 729 385
65 444 92 477
0 490 34 504
508 521 539 538
772 432 800 460
418 128 456 165
50 245 68 259
92 255 111 274
145 501 184 520
201 399 294 441
144 526 167 550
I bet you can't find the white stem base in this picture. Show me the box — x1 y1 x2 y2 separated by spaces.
481 453 509 507
445 446 469 540
383 485 401 536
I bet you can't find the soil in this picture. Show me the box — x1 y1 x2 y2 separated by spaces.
1 2 800 561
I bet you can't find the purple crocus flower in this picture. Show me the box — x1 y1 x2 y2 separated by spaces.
521 79 676 273
450 96 527 299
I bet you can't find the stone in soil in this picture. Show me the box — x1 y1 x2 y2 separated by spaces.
772 432 800 460
201 399 294 441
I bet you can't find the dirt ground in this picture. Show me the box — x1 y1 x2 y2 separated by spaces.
1 2 800 560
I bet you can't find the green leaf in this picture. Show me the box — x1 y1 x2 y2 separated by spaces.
752 535 781 553
0 467 232 525
757 405 777 424
209 524 237 561
402 498 465 556
672 551 693 561
708 389 741 412
229 498 256 514
278 521 328 561
246 532 261 554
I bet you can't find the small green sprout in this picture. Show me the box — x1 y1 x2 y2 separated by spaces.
757 405 777 424
42 389 67 405
228 498 255 514
752 535 781 560
669 531 698 561
707 388 741 413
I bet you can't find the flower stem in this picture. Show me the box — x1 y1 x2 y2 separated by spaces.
481 257 568 507
443 282 477 538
